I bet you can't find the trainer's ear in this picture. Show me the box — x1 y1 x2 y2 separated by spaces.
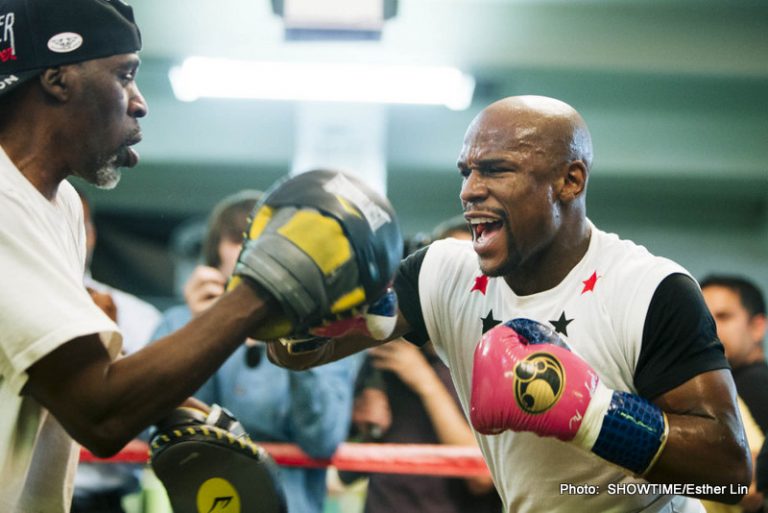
558 160 588 202
39 66 72 102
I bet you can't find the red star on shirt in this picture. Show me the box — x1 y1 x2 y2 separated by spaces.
471 275 489 295
582 271 599 294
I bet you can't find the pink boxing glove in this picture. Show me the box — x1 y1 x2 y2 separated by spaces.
470 318 600 441
470 318 669 476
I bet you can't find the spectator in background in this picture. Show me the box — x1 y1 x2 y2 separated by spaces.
430 214 471 241
401 214 469 257
73 189 162 513
700 276 768 431
350 218 501 513
701 275 768 513
151 190 361 513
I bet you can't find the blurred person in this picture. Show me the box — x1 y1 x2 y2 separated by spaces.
350 222 500 513
78 189 162 355
354 339 501 513
701 275 768 513
0 0 398 509
268 96 750 512
758 442 768 509
700 276 768 432
72 190 162 513
401 215 469 257
152 190 363 513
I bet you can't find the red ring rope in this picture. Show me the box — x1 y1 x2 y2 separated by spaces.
80 441 491 477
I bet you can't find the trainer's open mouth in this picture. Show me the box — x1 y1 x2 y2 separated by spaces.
114 145 139 168
120 134 143 168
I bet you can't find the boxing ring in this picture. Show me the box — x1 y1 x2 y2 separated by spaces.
81 440 491 477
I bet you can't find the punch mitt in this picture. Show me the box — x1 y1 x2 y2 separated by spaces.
228 170 403 339
150 405 287 513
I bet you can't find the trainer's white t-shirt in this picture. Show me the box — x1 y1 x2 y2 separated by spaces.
84 273 161 354
0 146 121 513
411 225 706 513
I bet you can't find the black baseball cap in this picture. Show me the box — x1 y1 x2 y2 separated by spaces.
0 0 141 97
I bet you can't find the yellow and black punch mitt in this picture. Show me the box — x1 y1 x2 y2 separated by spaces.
150 405 287 513
228 169 403 339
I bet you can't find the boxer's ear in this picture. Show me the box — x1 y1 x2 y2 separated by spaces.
557 160 588 203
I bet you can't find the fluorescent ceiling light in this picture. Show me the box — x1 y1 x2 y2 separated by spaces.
169 57 475 111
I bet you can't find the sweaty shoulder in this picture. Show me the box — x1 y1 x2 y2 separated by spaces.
394 238 476 345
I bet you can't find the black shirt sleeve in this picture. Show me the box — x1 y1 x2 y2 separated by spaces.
393 245 429 346
634 273 730 399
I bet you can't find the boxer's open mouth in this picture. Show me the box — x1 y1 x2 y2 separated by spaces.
470 217 503 242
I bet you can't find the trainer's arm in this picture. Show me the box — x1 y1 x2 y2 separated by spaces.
646 369 750 503
26 283 274 457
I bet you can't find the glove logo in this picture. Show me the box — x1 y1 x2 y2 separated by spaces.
513 352 565 414
197 477 240 513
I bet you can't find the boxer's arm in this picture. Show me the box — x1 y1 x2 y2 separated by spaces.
636 275 750 501
645 369 750 503
266 311 412 370
471 317 748 503
268 245 427 369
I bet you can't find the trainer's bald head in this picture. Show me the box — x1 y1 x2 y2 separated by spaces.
467 95 593 171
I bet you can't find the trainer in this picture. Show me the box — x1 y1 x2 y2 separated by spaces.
269 95 751 513
0 1 401 511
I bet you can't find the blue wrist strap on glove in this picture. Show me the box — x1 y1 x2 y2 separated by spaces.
591 391 669 476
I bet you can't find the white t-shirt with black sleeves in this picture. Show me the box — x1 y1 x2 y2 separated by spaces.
0 146 121 513
394 222 727 513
